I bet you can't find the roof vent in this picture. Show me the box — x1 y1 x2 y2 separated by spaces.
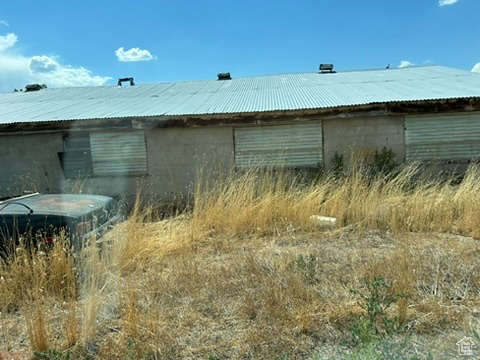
217 72 231 80
319 64 335 73
117 77 135 87
25 83 47 92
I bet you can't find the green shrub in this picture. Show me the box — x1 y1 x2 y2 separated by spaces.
372 147 397 177
350 276 404 345
332 151 345 178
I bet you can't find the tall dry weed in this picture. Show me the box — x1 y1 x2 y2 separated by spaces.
190 162 480 237
77 237 104 345
1 163 480 358
24 288 49 353
192 168 333 236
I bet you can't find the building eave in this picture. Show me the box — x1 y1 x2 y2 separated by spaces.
1 97 480 135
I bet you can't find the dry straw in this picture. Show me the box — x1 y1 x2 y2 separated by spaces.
0 163 479 358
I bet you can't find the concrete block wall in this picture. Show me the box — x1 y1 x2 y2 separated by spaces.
0 126 235 202
323 115 405 168
0 133 65 197
0 116 406 200
145 126 234 199
0 132 144 199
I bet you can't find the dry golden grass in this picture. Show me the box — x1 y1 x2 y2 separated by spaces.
0 164 480 358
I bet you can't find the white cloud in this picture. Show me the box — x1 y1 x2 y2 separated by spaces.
0 34 111 92
0 20 9 27
0 54 30 91
115 47 156 62
398 60 415 68
472 63 480 73
439 0 459 6
29 59 111 88
0 33 17 51
29 55 59 73
0 53 111 92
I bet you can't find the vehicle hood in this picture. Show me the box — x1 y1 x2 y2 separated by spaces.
0 194 114 218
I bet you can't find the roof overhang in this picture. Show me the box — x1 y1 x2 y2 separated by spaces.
1 97 480 135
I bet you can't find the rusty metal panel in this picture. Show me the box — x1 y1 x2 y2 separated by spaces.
90 131 147 176
234 122 323 168
405 113 480 161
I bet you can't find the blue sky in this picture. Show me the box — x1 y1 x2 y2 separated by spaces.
0 0 479 92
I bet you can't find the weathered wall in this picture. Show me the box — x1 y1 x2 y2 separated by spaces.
323 115 405 168
0 133 65 197
0 132 143 199
145 126 234 199
0 126 235 202
1 117 407 200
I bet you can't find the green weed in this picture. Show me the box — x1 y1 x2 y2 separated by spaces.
293 254 317 283
350 276 404 345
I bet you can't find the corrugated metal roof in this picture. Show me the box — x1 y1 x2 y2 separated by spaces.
0 65 479 125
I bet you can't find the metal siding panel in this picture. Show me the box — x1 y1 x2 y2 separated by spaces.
90 131 147 176
59 151 93 178
234 122 323 168
60 133 93 178
405 113 480 161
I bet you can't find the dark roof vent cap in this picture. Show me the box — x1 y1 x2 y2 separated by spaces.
319 64 335 73
25 83 47 92
118 77 135 87
217 72 231 80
